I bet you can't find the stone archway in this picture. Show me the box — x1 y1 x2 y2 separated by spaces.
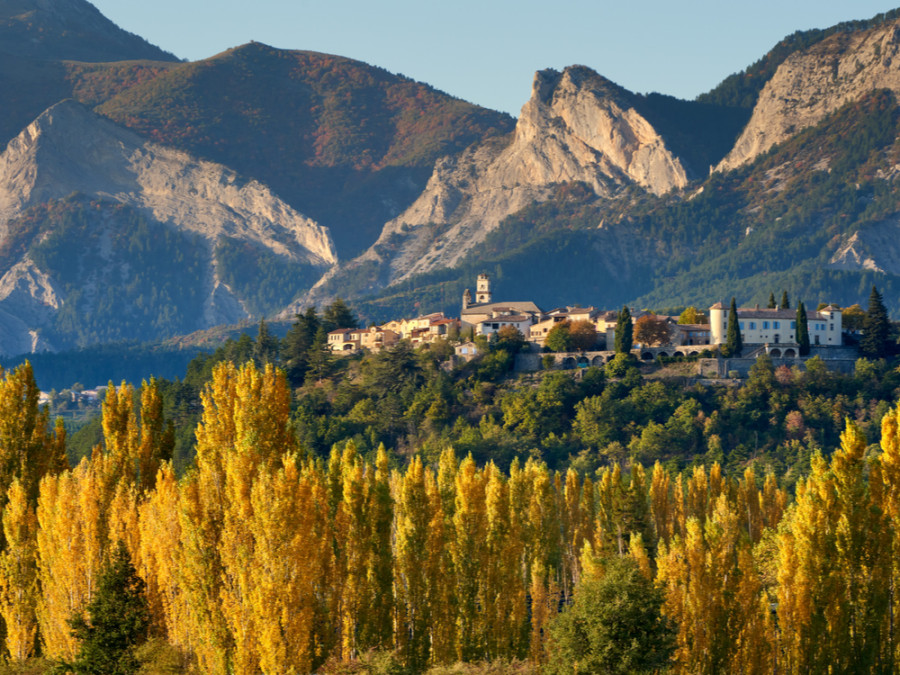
783 348 796 358
563 357 576 369
673 351 684 357
770 348 782 357
641 352 654 360
591 356 605 367
657 352 669 358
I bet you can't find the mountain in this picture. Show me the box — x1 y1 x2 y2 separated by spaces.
0 0 179 163
95 43 516 258
0 0 178 62
295 64 744 309
0 99 336 354
3 2 900 356
719 16 900 171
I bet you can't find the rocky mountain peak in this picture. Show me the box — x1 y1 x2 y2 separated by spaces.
301 64 690 304
718 17 900 171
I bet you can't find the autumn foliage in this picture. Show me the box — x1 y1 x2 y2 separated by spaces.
4 360 900 672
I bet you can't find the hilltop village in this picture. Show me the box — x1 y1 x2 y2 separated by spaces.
326 274 853 371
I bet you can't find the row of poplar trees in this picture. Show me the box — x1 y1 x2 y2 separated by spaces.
2 360 900 673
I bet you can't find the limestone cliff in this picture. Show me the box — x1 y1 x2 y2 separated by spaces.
302 66 688 304
719 18 900 171
828 219 900 276
0 100 338 355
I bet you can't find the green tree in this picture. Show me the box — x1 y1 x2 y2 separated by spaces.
63 541 150 675
253 318 280 365
861 285 890 358
677 307 706 325
546 555 675 675
614 307 633 354
322 298 358 332
767 292 777 309
796 301 810 356
780 291 790 309
546 322 573 353
721 297 742 357
842 304 866 332
282 307 320 386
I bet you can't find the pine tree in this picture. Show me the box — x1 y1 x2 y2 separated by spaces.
861 285 891 358
780 291 790 309
796 302 810 356
614 306 632 354
65 541 150 675
253 318 280 366
768 292 777 309
722 297 742 357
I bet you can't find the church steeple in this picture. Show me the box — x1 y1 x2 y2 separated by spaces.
475 273 492 304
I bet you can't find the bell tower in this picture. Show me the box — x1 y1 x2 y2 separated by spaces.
476 273 492 304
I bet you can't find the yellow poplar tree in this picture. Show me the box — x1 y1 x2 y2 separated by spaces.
0 479 38 660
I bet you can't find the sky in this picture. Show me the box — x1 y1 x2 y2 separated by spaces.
91 0 900 116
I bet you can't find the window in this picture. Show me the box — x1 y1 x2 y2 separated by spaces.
763 321 769 329
749 322 756 330
773 321 780 329
791 321 796 329
739 322 744 330
830 323 834 331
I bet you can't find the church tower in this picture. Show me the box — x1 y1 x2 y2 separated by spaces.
476 273 492 304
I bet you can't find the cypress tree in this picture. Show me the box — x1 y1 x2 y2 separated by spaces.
780 291 790 310
767 292 777 309
722 297 742 357
796 302 810 356
861 285 891 358
615 306 633 354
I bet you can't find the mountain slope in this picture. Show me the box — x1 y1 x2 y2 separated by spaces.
95 42 515 258
719 16 900 171
0 0 178 62
297 66 704 309
0 100 337 354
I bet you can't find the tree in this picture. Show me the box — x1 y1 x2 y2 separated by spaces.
842 304 866 332
861 285 891 358
677 307 706 325
721 298 742 357
569 320 599 351
282 307 320 386
780 291 790 309
768 292 777 309
796 302 810 356
253 319 280 365
322 298 358 333
634 315 670 347
614 307 633 354
545 322 572 353
65 541 150 675
495 325 525 353
546 555 675 675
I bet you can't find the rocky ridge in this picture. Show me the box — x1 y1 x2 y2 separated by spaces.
300 66 689 306
718 18 900 171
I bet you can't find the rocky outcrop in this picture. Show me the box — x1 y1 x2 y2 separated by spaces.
718 18 900 171
0 100 337 266
302 66 688 303
828 219 900 276
0 100 339 354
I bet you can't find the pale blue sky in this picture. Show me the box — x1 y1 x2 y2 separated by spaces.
91 1 900 116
